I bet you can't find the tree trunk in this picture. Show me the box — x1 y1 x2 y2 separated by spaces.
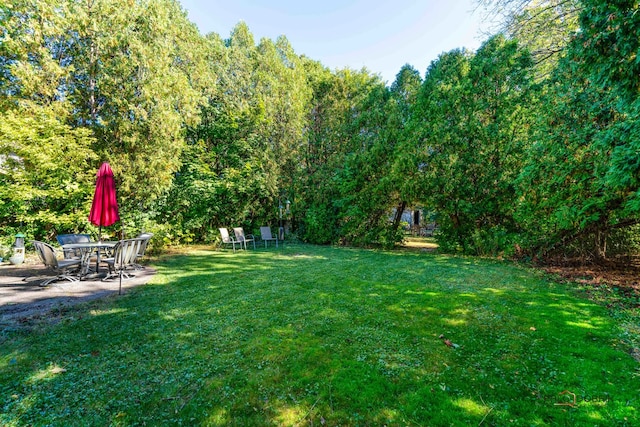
595 228 607 261
392 201 407 231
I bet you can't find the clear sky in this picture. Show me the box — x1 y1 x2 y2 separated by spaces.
179 0 493 84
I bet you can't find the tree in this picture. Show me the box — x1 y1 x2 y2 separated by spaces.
162 24 265 240
478 0 581 78
515 0 640 260
575 0 640 216
162 23 315 241
68 0 209 209
0 0 72 115
388 64 423 232
253 35 313 223
0 107 97 239
1 0 210 212
407 36 535 254
405 49 474 251
333 79 393 246
297 67 387 244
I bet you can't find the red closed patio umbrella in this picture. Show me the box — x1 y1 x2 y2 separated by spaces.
88 162 120 240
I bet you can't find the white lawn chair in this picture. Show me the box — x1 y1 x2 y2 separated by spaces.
219 228 239 252
233 227 256 250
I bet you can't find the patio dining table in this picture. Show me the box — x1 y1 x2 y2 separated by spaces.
61 241 117 278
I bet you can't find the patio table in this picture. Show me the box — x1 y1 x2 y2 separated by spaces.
61 241 117 278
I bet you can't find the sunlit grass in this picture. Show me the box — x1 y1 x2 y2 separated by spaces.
402 236 439 250
0 244 638 426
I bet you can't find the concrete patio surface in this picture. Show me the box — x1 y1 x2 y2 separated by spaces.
0 258 156 326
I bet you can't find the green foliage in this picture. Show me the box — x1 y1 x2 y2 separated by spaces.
1 246 638 425
298 199 340 244
331 82 399 247
0 107 97 240
513 1 640 259
159 24 313 240
0 0 638 261
68 0 209 209
1 0 209 212
404 36 536 255
297 67 391 245
575 0 640 217
480 0 581 79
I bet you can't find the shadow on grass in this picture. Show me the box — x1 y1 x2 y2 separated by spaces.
1 245 638 426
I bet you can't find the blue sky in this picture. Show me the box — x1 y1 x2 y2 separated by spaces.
179 0 493 84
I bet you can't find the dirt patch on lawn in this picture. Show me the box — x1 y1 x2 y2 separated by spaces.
542 264 640 299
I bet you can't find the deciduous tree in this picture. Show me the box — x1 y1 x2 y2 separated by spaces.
0 107 97 239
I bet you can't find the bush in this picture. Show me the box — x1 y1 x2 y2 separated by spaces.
299 203 339 244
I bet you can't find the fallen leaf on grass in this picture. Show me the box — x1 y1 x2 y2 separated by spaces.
441 337 461 349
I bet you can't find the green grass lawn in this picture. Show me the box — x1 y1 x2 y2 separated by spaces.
1 244 638 426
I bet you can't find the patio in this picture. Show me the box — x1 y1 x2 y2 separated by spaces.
0 258 155 326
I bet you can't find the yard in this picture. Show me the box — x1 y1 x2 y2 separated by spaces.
1 244 638 426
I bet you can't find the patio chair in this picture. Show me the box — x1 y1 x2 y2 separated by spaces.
133 232 153 269
102 238 142 294
32 240 82 287
56 233 91 259
219 228 239 252
259 226 278 248
233 227 256 250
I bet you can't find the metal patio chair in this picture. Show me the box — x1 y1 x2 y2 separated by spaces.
259 226 278 248
233 227 256 250
133 232 153 269
102 238 142 294
32 240 82 286
56 233 91 259
219 228 239 252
